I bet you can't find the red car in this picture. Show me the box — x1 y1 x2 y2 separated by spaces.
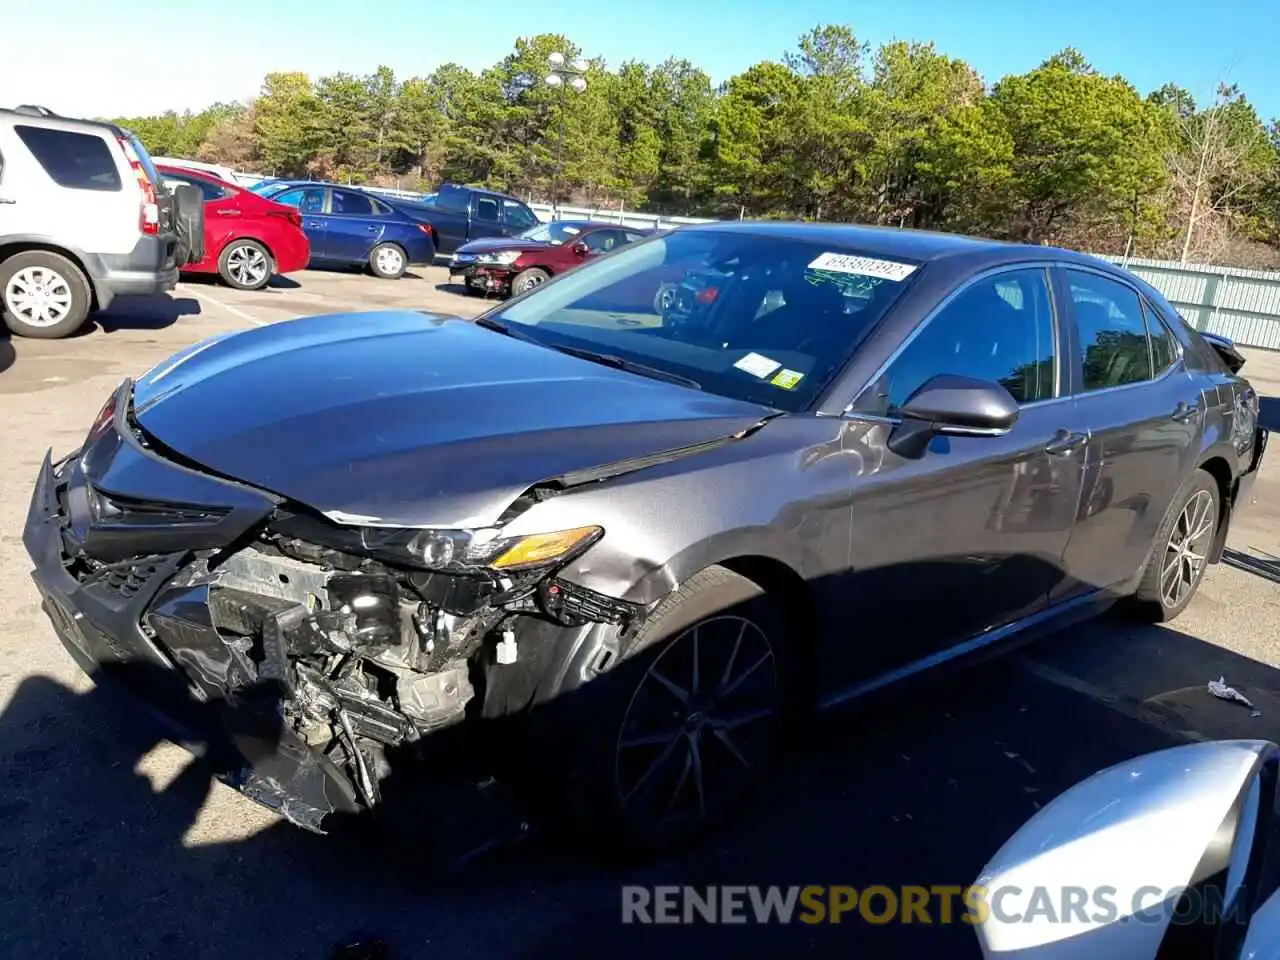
447 220 654 297
157 164 311 290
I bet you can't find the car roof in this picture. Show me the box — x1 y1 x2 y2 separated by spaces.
684 220 1113 270
0 105 127 139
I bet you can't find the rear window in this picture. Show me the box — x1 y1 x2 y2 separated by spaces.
121 133 162 187
15 125 121 191
436 186 469 215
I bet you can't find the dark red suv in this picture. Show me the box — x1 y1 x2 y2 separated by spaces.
447 220 654 298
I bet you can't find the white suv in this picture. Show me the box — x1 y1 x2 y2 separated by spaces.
0 106 203 339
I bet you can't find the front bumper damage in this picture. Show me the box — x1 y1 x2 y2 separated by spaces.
448 257 513 295
24 389 644 835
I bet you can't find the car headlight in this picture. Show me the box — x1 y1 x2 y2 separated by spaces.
477 250 521 266
358 524 603 574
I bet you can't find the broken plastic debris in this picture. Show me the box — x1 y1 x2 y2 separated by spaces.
1208 676 1262 717
495 628 518 665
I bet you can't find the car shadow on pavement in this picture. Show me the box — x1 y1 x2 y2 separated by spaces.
435 282 488 300
88 294 201 335
3 610 1278 959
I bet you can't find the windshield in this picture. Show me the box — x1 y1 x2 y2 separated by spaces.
490 229 920 412
518 222 585 244
253 181 292 197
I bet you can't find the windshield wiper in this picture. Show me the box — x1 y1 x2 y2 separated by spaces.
551 344 703 391
473 314 542 344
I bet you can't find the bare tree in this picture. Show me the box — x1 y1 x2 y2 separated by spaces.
1167 83 1271 263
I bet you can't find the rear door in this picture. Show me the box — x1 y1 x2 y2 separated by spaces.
324 189 384 263
271 186 327 257
1054 266 1201 599
469 193 505 242
1 122 137 255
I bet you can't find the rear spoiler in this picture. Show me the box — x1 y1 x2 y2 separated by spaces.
1200 331 1246 373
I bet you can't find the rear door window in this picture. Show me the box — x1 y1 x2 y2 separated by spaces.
1143 298 1180 375
1065 270 1153 391
331 190 375 216
15 125 121 191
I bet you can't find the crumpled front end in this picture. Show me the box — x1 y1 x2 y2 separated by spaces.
24 382 645 834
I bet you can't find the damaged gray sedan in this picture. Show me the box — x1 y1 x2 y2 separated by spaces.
24 222 1266 850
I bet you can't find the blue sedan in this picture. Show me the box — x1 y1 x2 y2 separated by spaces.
260 182 436 279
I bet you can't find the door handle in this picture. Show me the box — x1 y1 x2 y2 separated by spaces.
1171 401 1202 423
306 220 324 228
1044 429 1089 456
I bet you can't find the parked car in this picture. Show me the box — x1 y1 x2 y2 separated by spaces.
975 738 1278 958
151 157 242 186
405 183 540 255
449 219 654 297
23 223 1266 855
248 181 435 279
157 165 311 291
0 105 203 338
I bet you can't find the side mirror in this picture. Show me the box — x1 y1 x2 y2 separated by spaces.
570 241 589 257
887 374 1019 458
973 739 1278 960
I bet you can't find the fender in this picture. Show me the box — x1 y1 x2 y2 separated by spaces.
0 234 112 308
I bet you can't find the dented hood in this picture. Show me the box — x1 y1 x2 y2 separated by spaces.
131 311 769 528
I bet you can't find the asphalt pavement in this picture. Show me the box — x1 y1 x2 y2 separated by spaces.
1 265 1278 959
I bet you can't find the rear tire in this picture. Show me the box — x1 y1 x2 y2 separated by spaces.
543 566 792 860
510 267 550 297
0 250 91 339
368 243 407 280
217 239 273 290
1130 469 1220 622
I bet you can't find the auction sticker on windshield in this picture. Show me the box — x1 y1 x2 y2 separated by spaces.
807 252 917 282
735 352 782 379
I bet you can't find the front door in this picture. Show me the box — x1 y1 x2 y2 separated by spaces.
1055 267 1201 598
271 186 327 257
833 265 1084 684
325 189 386 264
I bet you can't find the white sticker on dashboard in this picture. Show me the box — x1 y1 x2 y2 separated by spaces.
734 352 782 379
807 252 918 282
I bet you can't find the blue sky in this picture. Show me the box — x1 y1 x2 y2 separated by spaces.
3 0 1276 122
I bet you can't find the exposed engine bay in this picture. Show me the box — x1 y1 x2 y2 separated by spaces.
142 510 643 824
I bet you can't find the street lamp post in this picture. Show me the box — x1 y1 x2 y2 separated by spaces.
544 52 587 218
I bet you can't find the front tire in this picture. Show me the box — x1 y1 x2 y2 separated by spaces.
368 243 407 280
555 566 792 858
0 250 91 339
511 267 550 297
1131 469 1220 621
217 239 273 290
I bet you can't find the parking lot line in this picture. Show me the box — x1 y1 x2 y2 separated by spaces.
184 287 263 326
